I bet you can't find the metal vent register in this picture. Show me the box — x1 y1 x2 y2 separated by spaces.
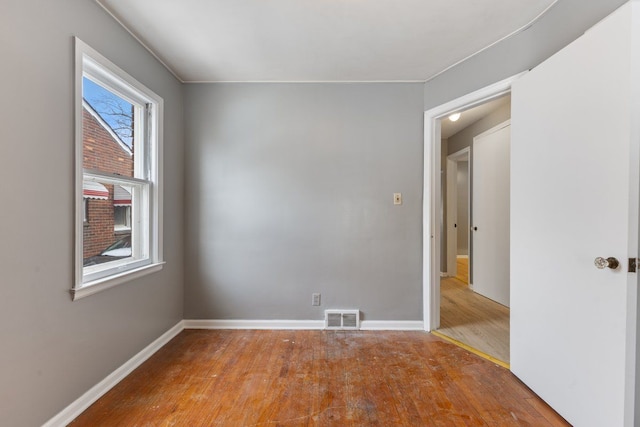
324 310 360 330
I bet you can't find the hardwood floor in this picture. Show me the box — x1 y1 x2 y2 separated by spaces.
439 258 510 363
70 330 567 426
455 257 469 284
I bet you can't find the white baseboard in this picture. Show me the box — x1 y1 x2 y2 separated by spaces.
184 319 424 331
183 319 325 330
43 321 184 427
360 320 424 330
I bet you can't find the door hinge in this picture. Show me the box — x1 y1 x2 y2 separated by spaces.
629 258 637 273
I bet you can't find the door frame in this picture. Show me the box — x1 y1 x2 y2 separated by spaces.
423 73 525 331
445 147 470 279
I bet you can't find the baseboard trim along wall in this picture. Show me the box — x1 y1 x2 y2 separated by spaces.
183 319 326 330
360 320 424 330
43 321 184 427
45 318 424 425
183 319 424 331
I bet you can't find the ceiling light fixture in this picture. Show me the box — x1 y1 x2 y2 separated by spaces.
448 113 461 122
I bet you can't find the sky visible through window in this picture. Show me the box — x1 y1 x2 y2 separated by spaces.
83 77 134 148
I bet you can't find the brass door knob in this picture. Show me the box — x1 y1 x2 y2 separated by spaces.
594 257 619 270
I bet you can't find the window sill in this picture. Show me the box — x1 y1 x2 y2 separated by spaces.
71 262 165 301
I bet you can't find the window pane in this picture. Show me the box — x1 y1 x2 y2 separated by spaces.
114 184 133 232
82 77 135 178
83 179 133 267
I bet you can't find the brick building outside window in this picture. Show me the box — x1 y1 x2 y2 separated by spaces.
82 100 133 261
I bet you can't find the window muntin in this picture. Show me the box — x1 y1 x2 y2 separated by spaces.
74 38 163 299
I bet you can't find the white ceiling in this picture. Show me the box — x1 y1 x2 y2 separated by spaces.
440 95 510 139
97 0 557 83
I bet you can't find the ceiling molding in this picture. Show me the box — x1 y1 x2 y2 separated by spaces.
183 80 427 84
95 0 185 83
425 0 559 83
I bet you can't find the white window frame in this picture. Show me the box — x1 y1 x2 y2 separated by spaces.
73 38 164 300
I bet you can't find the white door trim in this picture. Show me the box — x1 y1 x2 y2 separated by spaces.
423 73 525 332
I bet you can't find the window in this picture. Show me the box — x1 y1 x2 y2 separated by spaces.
113 184 133 232
74 38 163 299
114 206 132 231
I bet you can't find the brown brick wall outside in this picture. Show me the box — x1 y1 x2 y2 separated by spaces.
83 108 133 177
83 191 115 258
83 107 133 259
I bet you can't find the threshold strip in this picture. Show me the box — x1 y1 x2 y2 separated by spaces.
430 330 510 370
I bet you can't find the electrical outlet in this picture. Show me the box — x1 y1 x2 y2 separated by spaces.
312 293 321 306
393 193 402 205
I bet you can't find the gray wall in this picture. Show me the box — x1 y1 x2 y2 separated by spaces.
184 83 424 321
0 1 184 426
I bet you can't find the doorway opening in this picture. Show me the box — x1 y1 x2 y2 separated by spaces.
437 95 511 364
422 74 523 366
444 147 470 285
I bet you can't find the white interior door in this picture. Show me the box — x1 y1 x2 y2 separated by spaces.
510 3 638 426
471 121 510 307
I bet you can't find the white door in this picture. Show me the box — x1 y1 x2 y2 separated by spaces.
471 121 510 307
510 3 638 426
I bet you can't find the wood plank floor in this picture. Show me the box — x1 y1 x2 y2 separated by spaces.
439 258 510 363
70 330 568 426
455 257 469 284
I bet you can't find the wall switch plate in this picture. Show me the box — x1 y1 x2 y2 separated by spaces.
393 193 402 205
312 293 321 306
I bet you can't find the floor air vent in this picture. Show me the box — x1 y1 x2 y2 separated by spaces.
325 310 360 330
